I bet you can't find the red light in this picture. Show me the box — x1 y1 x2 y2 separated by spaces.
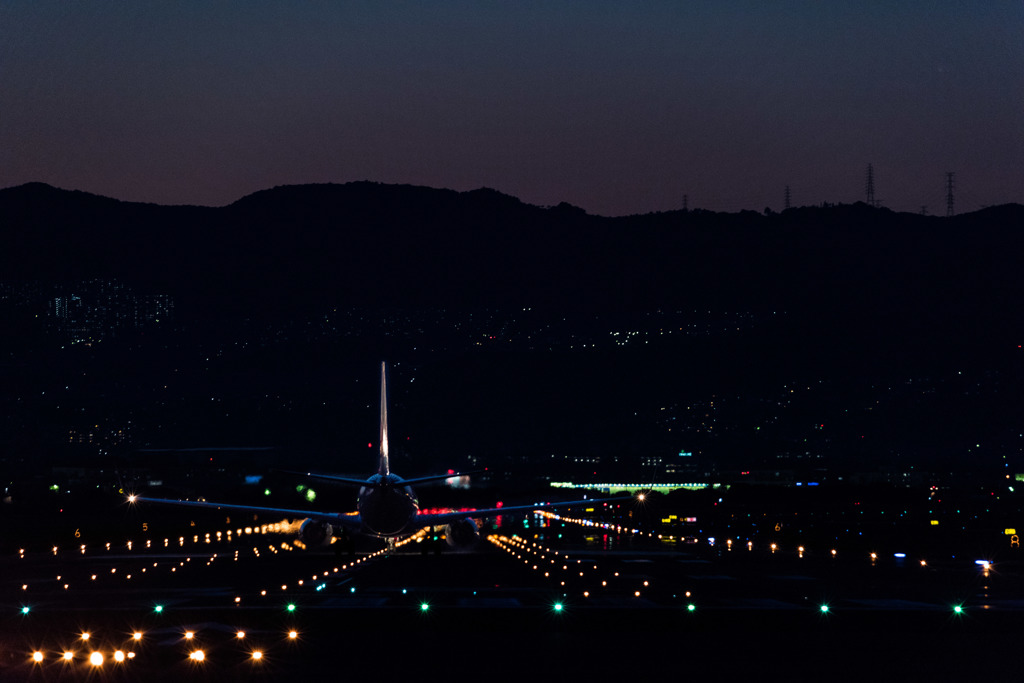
368 442 373 448
447 469 455 475
496 501 503 508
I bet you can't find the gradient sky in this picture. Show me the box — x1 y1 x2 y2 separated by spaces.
2 1 1021 216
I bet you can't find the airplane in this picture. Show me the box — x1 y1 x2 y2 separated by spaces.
134 362 632 549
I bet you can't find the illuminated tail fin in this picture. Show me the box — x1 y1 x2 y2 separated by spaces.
378 361 389 476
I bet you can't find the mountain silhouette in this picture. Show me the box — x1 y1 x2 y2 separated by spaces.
2 182 1022 346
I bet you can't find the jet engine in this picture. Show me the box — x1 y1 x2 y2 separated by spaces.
444 518 480 547
298 519 334 546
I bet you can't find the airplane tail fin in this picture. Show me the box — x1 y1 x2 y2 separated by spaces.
378 361 390 476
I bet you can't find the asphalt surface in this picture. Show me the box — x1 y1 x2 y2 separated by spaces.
3 514 1024 681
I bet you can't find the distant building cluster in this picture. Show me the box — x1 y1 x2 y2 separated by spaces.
1 279 174 345
48 280 174 344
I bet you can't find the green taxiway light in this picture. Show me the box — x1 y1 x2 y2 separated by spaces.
420 602 430 612
687 603 696 612
21 606 30 615
154 605 164 613
819 604 829 613
553 603 563 612
287 603 296 612
953 605 963 614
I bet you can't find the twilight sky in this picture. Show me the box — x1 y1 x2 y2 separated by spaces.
2 2 1021 216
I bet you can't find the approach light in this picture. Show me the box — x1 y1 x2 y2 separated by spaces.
81 632 91 641
133 632 143 641
236 631 246 639
62 651 74 661
184 631 195 640
113 650 125 663
89 652 103 666
189 650 205 662
252 651 263 660
288 630 298 639
32 651 43 663
128 494 137 503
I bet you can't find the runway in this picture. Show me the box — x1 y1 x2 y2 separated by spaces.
3 511 1024 680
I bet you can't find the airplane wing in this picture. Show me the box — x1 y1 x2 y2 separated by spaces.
135 496 363 532
412 495 634 527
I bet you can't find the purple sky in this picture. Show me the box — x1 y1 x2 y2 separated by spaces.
2 2 1021 216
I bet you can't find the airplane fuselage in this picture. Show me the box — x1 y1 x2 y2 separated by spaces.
357 473 419 537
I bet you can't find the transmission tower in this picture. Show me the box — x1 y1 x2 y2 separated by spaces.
945 172 955 216
784 185 791 210
865 164 876 207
